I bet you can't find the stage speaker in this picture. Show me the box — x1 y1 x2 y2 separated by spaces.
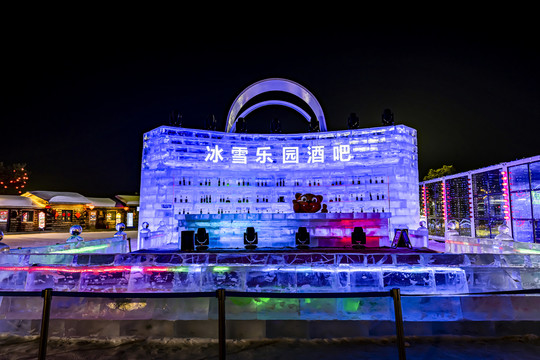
295 227 310 249
352 227 366 249
195 228 209 251
180 230 195 251
244 227 258 250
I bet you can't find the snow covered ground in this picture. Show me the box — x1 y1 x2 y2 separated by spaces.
0 334 539 360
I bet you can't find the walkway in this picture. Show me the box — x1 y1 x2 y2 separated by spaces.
1 230 138 249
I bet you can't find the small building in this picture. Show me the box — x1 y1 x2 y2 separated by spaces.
86 197 120 230
6 192 141 233
85 196 139 230
115 195 139 229
0 195 45 232
21 191 91 232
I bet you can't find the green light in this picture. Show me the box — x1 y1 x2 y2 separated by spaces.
213 266 231 273
516 248 540 254
53 244 110 254
169 266 190 272
253 297 271 305
343 298 361 312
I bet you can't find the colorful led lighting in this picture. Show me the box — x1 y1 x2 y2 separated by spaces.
500 171 511 221
52 244 111 254
442 181 447 221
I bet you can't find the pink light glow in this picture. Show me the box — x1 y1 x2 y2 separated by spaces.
500 171 510 222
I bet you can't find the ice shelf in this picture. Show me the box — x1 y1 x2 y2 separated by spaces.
173 212 390 249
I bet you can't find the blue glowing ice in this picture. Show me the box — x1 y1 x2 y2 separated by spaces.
138 125 420 249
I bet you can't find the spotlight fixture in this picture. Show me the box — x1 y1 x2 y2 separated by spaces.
236 117 247 133
244 227 258 250
271 118 282 133
347 112 360 129
381 108 394 126
180 230 195 251
351 227 366 249
195 228 209 251
391 228 413 249
295 227 310 249
308 118 320 132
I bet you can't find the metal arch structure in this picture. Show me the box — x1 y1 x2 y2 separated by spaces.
225 78 327 133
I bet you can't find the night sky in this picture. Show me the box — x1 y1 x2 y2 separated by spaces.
3 17 539 197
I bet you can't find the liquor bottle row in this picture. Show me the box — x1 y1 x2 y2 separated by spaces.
175 176 388 188
174 192 387 204
176 205 388 215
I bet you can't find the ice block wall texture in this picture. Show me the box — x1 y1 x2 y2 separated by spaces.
138 125 420 248
176 213 390 249
1 294 539 327
1 252 538 295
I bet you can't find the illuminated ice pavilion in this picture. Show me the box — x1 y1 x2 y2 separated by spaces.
137 79 421 249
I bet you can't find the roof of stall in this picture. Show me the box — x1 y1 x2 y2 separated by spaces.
0 195 43 208
22 191 91 205
86 197 118 208
115 195 140 206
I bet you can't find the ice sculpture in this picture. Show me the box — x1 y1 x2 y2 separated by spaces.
0 230 9 252
494 225 513 241
66 225 84 243
114 222 127 240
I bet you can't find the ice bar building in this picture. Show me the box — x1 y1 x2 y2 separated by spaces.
138 79 420 250
0 78 539 340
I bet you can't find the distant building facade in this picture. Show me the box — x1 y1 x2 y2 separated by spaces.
0 191 140 233
0 195 45 233
419 155 540 243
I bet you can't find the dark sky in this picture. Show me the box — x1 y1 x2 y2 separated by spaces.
2 16 539 197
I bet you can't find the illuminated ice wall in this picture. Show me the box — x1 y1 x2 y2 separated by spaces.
138 124 419 248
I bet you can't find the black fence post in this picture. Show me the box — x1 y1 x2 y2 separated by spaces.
390 288 406 360
38 288 53 360
127 237 132 252
217 289 226 360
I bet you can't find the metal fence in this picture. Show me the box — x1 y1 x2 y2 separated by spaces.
1 288 539 360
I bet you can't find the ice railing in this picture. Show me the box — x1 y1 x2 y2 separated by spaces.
445 236 540 255
7 236 132 255
1 287 539 360
0 252 538 294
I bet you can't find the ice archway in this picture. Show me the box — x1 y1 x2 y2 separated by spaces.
225 78 327 132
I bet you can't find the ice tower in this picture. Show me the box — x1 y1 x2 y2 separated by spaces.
138 79 420 249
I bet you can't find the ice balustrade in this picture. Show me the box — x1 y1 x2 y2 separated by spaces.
1 251 538 295
446 235 540 255
8 236 129 255
138 125 420 249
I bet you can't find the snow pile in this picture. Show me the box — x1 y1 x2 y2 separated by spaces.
0 334 539 360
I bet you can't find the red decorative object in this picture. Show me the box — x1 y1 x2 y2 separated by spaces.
292 193 323 213
75 212 81 219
